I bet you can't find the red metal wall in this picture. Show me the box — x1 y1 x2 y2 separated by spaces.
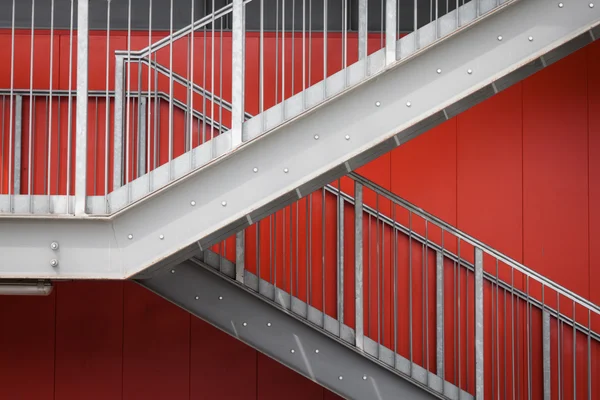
0 30 599 399
0 281 343 400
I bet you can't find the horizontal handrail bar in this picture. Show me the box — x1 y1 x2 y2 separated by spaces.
349 172 600 316
323 183 600 343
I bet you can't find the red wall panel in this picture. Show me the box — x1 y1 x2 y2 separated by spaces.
0 292 55 399
257 353 325 400
456 84 523 263
587 39 600 397
190 318 257 400
53 281 123 400
522 49 589 300
122 282 191 400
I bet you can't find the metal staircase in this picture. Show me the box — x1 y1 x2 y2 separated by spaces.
0 1 599 398
1 0 599 279
139 173 600 399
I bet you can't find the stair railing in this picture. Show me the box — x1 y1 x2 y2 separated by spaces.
206 171 599 399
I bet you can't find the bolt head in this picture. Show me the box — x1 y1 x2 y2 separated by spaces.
362 375 368 380
171 269 175 274
345 135 350 140
128 234 133 240
375 101 381 107
50 259 58 267
290 349 295 354
558 2 564 7
497 35 503 41
283 168 289 174
195 296 199 300
314 134 319 140
253 167 259 173
242 322 247 327
406 101 411 107
467 69 473 75
267 322 271 327
159 234 164 240
528 36 534 42
590 3 595 8
190 200 196 206
315 349 320 354
50 242 59 250
436 68 442 74
218 296 223 300
221 201 227 207
338 376 343 381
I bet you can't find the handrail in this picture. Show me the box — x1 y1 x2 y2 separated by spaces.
323 182 600 343
114 0 253 59
0 89 226 131
132 56 253 120
349 171 600 316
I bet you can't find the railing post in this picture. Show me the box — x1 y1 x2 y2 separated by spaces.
436 251 444 380
236 230 245 284
231 0 244 147
13 95 22 198
355 181 364 351
385 0 397 65
337 191 344 327
474 247 484 399
113 55 125 190
75 0 89 215
358 0 368 61
137 96 147 177
543 310 551 400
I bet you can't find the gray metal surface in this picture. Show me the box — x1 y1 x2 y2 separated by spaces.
1 0 599 280
138 259 440 400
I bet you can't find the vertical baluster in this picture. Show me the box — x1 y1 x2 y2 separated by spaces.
385 0 396 64
436 247 444 381
337 180 344 331
474 247 484 399
13 95 22 202
322 186 326 325
105 0 112 211
75 0 89 215
236 230 245 284
147 0 153 179
323 0 327 97
393 202 398 367
66 0 75 206
543 287 551 400
260 0 264 130
27 0 36 213
7 1 15 210
573 302 577 400
355 182 364 351
358 0 367 64
168 0 174 178
47 0 55 210
409 211 413 375
189 0 195 165
587 309 592 400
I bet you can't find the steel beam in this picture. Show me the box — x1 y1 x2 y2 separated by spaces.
1 0 599 279
137 260 439 400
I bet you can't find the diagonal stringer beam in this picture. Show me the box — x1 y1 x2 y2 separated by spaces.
0 0 598 279
138 258 441 400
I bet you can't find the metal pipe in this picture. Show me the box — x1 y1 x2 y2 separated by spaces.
0 281 53 296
